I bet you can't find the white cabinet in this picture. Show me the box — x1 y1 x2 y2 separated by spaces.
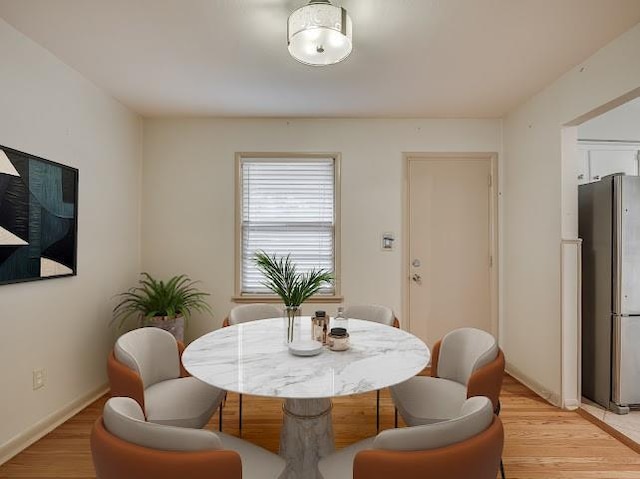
578 142 640 184
589 150 638 181
577 149 589 185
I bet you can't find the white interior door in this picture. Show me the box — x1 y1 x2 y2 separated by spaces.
407 157 493 347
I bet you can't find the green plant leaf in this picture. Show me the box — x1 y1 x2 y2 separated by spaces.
253 251 333 307
111 272 213 329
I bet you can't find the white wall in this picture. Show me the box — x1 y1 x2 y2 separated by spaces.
0 19 142 459
578 97 640 141
141 118 502 341
503 24 640 406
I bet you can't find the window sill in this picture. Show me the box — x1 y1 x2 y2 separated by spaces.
232 295 344 304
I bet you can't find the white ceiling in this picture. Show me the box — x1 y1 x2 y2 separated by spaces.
1 0 639 118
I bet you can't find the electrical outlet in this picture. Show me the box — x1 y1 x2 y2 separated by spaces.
33 369 45 390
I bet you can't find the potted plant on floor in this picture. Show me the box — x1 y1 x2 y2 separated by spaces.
112 272 212 341
254 251 333 343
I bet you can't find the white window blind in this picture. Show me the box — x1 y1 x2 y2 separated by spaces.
240 158 336 295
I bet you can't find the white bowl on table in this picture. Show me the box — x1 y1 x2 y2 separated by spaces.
288 340 323 357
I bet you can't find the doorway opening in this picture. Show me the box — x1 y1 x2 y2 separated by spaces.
561 88 640 448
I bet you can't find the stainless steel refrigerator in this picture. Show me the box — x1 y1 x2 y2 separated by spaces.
580 173 640 414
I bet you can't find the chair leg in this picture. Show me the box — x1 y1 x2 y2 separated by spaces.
496 402 505 478
376 390 380 433
218 402 223 432
394 407 398 428
239 393 243 435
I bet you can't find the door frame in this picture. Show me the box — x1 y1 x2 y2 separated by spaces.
561 87 640 410
402 152 500 341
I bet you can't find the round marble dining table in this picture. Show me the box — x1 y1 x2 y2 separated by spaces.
182 317 430 479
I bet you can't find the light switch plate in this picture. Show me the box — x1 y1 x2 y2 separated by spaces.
381 232 395 251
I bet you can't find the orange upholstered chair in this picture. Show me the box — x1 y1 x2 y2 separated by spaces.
107 327 225 430
343 305 397 327
430 334 505 414
352 417 503 479
225 304 282 326
91 397 284 479
318 396 503 479
391 327 506 477
391 328 504 424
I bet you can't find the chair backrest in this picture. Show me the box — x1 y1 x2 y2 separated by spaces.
103 397 222 451
437 328 498 385
344 305 394 326
228 304 281 325
115 327 181 389
373 396 493 451
91 397 242 479
354 413 503 479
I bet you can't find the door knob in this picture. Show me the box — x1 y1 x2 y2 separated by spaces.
412 273 422 283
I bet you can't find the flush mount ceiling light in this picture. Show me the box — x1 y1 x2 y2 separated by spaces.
287 0 353 66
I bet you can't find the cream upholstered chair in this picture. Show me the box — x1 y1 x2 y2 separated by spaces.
108 327 225 430
91 397 285 479
344 304 398 431
391 328 503 425
226 303 282 326
318 396 503 479
223 303 281 432
391 327 506 478
344 304 397 327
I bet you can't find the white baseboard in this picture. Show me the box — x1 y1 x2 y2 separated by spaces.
506 362 562 408
0 383 108 466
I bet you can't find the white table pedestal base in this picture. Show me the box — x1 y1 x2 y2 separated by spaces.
278 398 334 479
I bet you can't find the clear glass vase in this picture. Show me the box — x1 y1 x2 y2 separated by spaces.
283 306 301 344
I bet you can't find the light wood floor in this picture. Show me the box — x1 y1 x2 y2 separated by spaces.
1 375 639 478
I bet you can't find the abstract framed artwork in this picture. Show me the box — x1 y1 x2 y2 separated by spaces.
0 144 78 285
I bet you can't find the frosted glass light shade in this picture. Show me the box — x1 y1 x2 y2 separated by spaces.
288 1 352 66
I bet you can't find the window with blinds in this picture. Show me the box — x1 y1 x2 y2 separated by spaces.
238 156 338 296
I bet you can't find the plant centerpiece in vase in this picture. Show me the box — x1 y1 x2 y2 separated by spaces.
112 273 212 342
254 251 333 343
